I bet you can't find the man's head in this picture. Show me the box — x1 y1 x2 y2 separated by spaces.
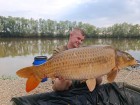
67 28 85 49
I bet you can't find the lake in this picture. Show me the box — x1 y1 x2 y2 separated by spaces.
0 38 140 76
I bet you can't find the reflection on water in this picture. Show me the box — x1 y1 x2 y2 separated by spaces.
0 38 140 75
0 38 68 57
85 38 140 51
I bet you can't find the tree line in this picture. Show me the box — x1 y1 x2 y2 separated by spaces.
0 16 140 38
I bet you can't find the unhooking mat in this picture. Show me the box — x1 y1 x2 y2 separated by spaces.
11 82 140 105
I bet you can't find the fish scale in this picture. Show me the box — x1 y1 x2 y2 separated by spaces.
45 46 116 79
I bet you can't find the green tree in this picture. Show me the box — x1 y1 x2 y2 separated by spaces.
129 24 140 37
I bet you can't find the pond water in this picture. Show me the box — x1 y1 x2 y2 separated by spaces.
0 38 140 76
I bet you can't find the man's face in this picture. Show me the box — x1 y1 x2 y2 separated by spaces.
70 31 85 48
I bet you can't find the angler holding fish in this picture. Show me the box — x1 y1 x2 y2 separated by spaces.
16 28 137 93
15 28 138 105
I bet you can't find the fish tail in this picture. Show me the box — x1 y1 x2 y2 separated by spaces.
16 66 41 92
16 66 35 78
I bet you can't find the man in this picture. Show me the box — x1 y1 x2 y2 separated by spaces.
52 28 102 91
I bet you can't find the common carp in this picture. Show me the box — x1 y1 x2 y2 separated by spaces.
16 45 137 92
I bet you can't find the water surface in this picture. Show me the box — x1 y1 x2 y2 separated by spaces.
0 38 140 76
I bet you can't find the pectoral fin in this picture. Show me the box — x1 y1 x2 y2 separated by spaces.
107 67 118 82
26 75 41 92
86 78 96 92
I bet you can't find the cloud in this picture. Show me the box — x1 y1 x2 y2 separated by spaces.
0 0 93 19
0 0 140 27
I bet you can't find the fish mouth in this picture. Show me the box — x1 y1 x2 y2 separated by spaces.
136 60 140 64
130 60 140 68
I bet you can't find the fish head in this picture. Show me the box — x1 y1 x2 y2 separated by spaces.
116 50 137 68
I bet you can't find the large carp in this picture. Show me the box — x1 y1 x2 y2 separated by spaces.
16 45 137 92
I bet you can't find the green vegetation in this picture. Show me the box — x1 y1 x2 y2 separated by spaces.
0 16 140 38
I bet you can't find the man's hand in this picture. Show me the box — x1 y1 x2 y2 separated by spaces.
52 78 72 91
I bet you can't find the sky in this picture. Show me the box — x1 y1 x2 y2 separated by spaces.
0 0 140 27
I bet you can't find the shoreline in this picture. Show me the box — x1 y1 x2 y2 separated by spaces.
1 69 140 105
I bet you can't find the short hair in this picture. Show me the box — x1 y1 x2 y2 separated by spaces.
71 27 85 36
